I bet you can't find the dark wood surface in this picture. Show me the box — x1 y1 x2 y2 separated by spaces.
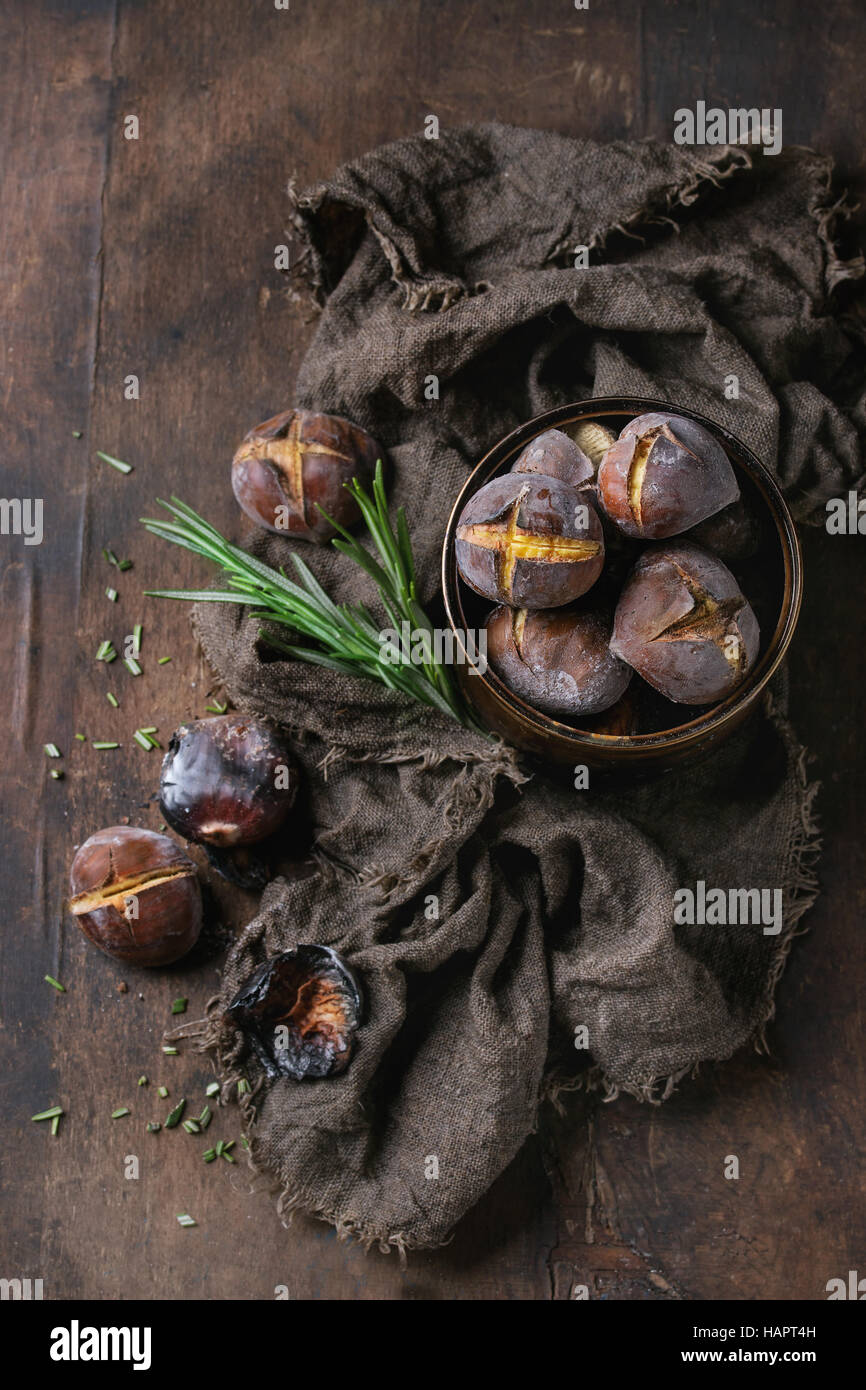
2 0 864 1300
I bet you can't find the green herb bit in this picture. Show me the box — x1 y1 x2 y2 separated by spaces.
96 640 117 663
50 1114 60 1135
176 1213 197 1228
164 1099 186 1128
202 1148 216 1163
171 998 187 1015
97 450 133 474
92 741 120 750
50 769 64 780
133 730 153 750
198 1105 211 1129
118 559 133 572
162 1045 179 1055
133 624 142 652
44 743 61 759
240 1136 250 1150
44 975 66 993
157 656 172 664
222 1151 236 1163
205 1082 220 1097
32 1105 63 1122
74 733 86 741
237 1079 250 1097
72 430 82 439
124 656 142 677
158 1086 169 1098
106 587 118 602
138 1075 148 1087
182 1120 200 1135
214 1140 225 1157
103 547 119 567
111 1107 130 1119
205 700 227 714
106 692 119 708
146 1122 161 1133
222 1139 235 1152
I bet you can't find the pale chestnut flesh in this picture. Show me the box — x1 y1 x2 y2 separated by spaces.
485 604 632 717
610 541 760 704
455 473 604 608
598 411 739 540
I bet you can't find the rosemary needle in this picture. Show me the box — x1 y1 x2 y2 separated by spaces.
98 451 133 474
44 975 66 992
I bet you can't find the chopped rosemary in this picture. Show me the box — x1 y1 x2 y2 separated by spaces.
181 1119 200 1134
202 1148 216 1163
141 463 478 730
44 975 66 992
133 730 153 750
50 1114 60 1135
162 1046 179 1055
124 656 142 677
198 1105 212 1129
171 998 187 1015
164 1099 186 1128
50 769 63 780
96 640 117 663
72 430 82 439
133 623 143 652
32 1106 63 1122
205 1082 219 1097
240 1136 250 1150
106 587 118 602
106 692 119 707
44 743 61 758
111 1107 130 1119
158 1085 168 1098
98 450 133 474
214 1140 225 1157
205 699 227 714
158 655 171 664
146 1121 161 1133
176 1213 197 1227
92 741 120 750
222 1151 236 1163
74 733 86 741
118 558 133 572
103 547 119 566
237 1079 250 1097
138 1075 148 1086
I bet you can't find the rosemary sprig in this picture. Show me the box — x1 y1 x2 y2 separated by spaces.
141 462 480 731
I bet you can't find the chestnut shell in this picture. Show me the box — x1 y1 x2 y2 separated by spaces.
69 826 202 967
226 946 363 1081
159 714 299 849
232 408 380 542
455 473 604 609
485 604 631 718
511 429 594 489
598 411 739 540
610 541 760 704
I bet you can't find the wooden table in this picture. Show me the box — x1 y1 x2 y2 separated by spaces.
3 0 864 1300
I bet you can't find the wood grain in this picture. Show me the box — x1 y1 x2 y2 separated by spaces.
1 0 864 1299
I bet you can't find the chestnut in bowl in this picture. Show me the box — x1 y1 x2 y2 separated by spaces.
232 408 380 542
610 541 760 705
511 428 594 489
485 604 631 718
598 411 739 540
69 826 202 967
455 473 604 609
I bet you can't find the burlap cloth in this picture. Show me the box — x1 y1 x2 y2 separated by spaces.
189 127 866 1254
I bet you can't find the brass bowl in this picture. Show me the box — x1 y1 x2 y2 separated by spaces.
441 397 802 772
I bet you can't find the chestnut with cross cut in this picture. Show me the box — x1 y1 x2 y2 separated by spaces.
69 826 202 967
485 603 631 718
455 473 604 609
598 411 739 540
610 540 760 704
231 408 380 542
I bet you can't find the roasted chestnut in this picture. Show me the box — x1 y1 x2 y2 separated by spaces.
69 826 202 967
226 945 363 1081
610 541 760 704
686 496 761 562
159 714 299 850
455 474 604 609
485 604 631 718
511 429 594 489
598 412 738 540
231 408 380 542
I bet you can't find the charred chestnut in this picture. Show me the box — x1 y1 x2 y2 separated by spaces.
159 714 299 851
598 412 739 540
485 604 631 718
226 945 363 1081
69 826 202 967
232 408 380 542
455 474 604 609
610 541 760 704
511 429 594 489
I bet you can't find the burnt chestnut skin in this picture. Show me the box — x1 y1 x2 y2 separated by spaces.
159 714 299 848
511 429 594 489
226 945 363 1081
485 604 631 718
69 826 202 967
455 473 604 609
610 541 760 704
598 411 739 540
232 408 380 542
